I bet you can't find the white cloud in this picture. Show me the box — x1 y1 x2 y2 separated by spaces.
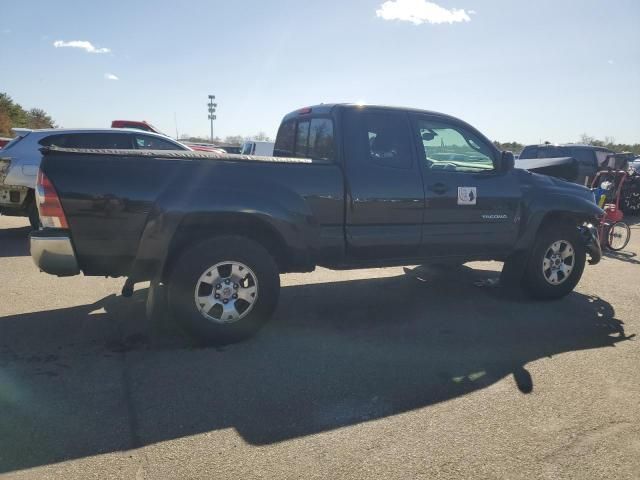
53 40 111 54
104 73 119 80
376 0 471 25
607 59 615 65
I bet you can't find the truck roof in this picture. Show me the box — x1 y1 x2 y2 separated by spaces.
281 103 485 135
281 103 496 149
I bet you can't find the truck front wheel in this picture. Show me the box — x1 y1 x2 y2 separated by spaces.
521 223 586 300
167 236 280 345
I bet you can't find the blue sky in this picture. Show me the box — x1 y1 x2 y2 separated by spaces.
2 0 639 143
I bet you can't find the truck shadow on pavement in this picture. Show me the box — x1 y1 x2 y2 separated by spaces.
0 226 30 258
0 267 634 473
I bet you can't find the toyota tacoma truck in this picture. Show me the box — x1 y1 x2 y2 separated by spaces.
30 104 603 344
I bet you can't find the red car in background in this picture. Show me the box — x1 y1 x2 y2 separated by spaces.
110 120 225 153
0 137 12 148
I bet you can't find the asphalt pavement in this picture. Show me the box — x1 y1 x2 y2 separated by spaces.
0 215 639 479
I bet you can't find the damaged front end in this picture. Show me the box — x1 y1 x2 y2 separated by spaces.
580 223 601 265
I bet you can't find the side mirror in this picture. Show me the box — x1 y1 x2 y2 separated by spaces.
421 131 436 141
501 151 515 172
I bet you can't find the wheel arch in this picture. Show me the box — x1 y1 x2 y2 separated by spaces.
515 194 603 252
162 211 304 281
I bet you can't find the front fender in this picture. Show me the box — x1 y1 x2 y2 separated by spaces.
515 193 603 251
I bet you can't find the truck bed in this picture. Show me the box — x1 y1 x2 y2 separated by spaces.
40 147 344 277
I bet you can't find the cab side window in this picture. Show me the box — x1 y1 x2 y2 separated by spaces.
295 121 310 157
416 119 495 173
308 118 334 160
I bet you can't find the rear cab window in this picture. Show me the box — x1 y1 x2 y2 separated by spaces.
274 116 335 160
274 120 295 157
295 121 310 157
308 118 334 160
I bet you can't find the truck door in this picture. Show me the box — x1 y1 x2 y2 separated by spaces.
411 114 520 257
344 108 425 258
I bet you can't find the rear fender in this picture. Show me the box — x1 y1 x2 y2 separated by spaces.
126 184 318 283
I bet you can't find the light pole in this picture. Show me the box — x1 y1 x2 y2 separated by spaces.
208 95 217 143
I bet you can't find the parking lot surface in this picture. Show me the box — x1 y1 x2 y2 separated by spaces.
1 215 639 479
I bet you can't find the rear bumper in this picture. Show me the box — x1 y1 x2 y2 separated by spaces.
30 230 80 276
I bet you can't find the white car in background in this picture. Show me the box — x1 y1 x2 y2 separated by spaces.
240 140 275 156
0 128 193 228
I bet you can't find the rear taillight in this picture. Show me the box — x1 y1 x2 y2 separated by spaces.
36 170 69 228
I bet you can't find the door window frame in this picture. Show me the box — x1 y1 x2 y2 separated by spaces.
409 114 499 175
345 109 416 170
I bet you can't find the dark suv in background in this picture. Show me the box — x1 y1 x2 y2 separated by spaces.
519 144 614 186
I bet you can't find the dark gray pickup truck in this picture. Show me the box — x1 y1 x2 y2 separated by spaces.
31 104 602 344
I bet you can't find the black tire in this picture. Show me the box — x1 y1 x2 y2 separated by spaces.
521 223 586 300
622 191 640 215
27 200 40 230
606 221 630 251
167 236 280 345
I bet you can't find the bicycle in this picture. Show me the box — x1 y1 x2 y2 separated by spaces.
591 170 632 251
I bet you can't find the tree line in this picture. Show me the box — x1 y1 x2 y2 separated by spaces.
0 92 56 137
179 132 272 146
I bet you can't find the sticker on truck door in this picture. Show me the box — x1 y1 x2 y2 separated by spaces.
457 187 477 205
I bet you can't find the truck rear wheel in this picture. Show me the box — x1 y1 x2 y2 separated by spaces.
521 223 586 300
167 236 280 345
